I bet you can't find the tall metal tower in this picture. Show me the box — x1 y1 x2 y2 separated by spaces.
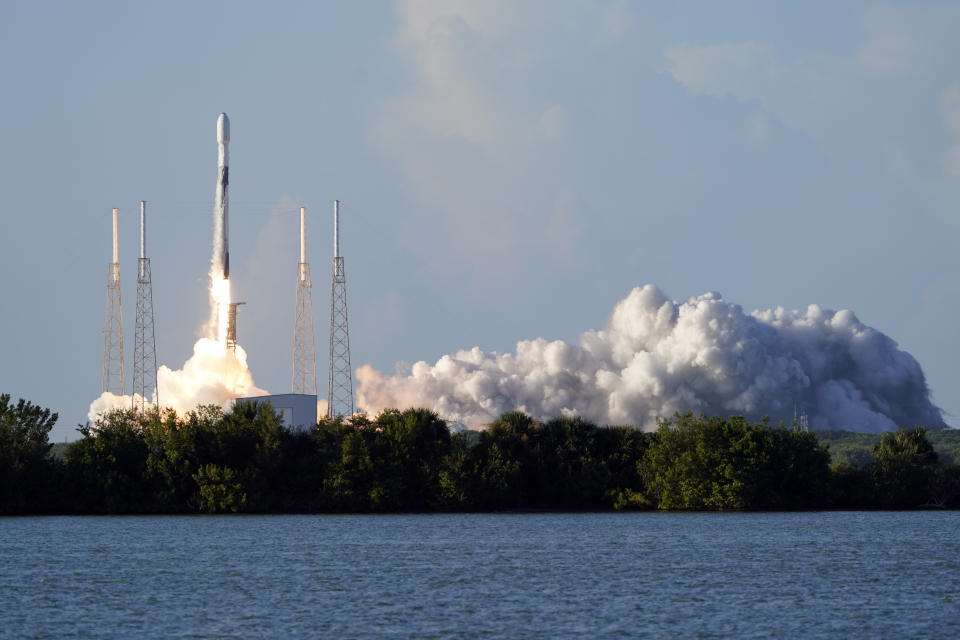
327 199 354 418
225 302 245 352
793 403 809 432
133 200 158 411
293 206 317 395
102 207 125 395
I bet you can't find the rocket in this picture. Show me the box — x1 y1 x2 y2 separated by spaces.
213 112 230 279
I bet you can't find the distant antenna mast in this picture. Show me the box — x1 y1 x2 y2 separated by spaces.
793 403 809 432
133 200 158 411
327 199 354 418
293 206 317 395
102 207 125 395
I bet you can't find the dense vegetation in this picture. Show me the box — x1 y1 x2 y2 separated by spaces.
2 393 958 514
815 429 960 467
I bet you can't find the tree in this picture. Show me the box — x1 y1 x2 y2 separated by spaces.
64 409 152 513
870 427 938 507
142 405 220 512
641 413 831 510
438 432 472 509
194 464 247 513
0 394 59 513
376 408 451 510
596 426 650 510
324 427 376 511
469 412 538 509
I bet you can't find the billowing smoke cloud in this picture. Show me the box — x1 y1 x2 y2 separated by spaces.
89 251 267 422
154 339 265 415
356 285 947 432
88 339 267 423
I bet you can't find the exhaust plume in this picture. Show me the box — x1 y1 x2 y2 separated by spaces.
356 285 947 432
88 272 267 423
88 339 266 421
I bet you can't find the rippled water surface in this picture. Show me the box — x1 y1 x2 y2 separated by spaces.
2 512 959 638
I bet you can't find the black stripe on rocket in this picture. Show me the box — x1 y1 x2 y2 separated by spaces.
221 166 229 278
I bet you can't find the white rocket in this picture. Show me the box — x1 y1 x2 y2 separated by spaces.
213 112 230 279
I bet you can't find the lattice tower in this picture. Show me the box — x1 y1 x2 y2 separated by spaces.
793 403 810 432
225 302 245 352
327 199 354 418
293 206 317 394
102 207 125 395
133 201 158 411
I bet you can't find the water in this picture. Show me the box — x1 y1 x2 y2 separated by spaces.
1 512 958 638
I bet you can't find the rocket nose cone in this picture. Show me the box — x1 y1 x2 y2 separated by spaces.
217 113 230 144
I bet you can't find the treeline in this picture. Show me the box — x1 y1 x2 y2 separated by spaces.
816 429 960 467
2 393 959 514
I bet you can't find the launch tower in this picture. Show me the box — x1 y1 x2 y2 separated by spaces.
327 200 354 418
293 206 317 395
133 200 158 410
225 302 245 352
102 207 125 395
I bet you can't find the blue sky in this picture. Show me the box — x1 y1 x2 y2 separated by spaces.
1 1 957 441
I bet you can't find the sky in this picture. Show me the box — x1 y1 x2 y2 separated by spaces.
1 1 957 442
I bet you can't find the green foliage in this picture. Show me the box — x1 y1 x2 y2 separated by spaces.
926 429 960 465
641 413 832 510
194 464 247 513
4 393 958 514
870 427 939 508
469 411 535 509
64 409 152 513
323 425 376 510
0 394 59 513
377 408 451 509
447 413 650 510
827 443 875 468
438 432 471 507
320 408 453 511
815 428 960 468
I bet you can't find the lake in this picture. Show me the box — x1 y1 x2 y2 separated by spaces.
1 512 958 638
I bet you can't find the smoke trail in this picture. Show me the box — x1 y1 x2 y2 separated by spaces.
355 285 947 432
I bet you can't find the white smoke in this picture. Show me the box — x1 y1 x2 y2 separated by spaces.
356 285 946 433
89 245 267 423
87 339 267 423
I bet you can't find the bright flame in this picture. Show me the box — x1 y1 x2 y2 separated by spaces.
210 276 231 347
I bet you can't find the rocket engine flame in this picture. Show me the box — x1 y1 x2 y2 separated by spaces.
209 276 231 347
355 284 947 433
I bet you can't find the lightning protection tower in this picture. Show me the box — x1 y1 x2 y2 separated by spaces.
102 207 125 395
327 199 354 418
133 200 158 411
293 206 317 395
